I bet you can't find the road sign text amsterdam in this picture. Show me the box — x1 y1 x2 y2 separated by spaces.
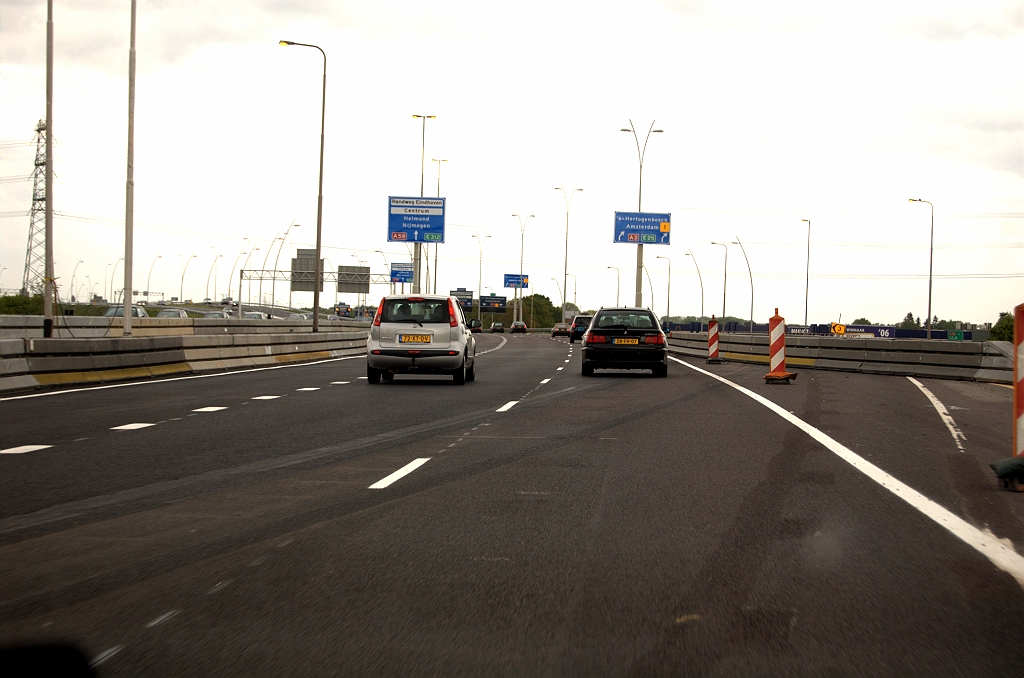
503 274 529 289
614 212 671 245
388 197 445 243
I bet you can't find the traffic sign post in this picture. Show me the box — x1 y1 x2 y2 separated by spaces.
387 197 446 243
503 274 529 289
390 263 413 283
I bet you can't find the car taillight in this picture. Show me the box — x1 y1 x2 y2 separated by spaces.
372 298 385 326
407 297 425 302
448 298 459 327
585 332 607 343
644 334 665 345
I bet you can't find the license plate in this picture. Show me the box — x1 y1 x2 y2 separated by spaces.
614 337 639 345
399 334 431 343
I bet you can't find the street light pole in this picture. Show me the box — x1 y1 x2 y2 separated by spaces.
146 254 161 303
43 0 53 336
471 232 490 321
206 252 222 301
732 237 754 334
70 259 83 303
909 199 935 338
272 221 299 308
179 253 195 304
432 158 447 294
685 248 704 324
802 219 810 327
621 119 663 307
226 246 245 300
240 247 259 313
551 277 563 314
511 212 534 323
280 40 327 331
411 114 436 295
122 0 138 336
607 266 620 306
555 183 582 325
656 255 671 321
259 236 281 307
711 242 728 320
110 257 124 305
566 273 577 311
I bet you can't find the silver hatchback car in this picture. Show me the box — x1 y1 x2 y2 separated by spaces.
367 295 476 384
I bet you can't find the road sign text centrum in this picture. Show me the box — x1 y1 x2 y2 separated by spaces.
388 197 446 242
503 274 529 289
614 211 671 245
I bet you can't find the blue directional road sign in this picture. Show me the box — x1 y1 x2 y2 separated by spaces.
388 197 445 243
503 273 529 289
614 212 671 245
450 289 474 312
480 295 507 312
390 262 413 283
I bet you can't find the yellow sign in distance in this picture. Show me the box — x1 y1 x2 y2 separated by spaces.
831 323 846 335
660 222 671 232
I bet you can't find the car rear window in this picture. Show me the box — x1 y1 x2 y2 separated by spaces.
572 317 592 325
382 299 451 324
594 311 657 329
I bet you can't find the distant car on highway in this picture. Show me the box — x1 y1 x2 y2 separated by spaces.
202 298 212 304
581 307 668 377
156 300 166 306
551 322 570 337
242 311 270 320
286 313 308 320
468 319 482 333
510 321 527 334
569 315 593 343
490 322 504 333
220 297 237 306
155 309 188 318
103 305 149 317
203 310 231 319
366 295 476 384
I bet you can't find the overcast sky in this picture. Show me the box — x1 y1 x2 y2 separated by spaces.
2 0 1021 324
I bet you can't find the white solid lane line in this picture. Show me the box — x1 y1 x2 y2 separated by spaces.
192 407 227 413
669 356 1024 588
111 423 154 431
369 458 431 489
907 377 967 451
1 445 52 455
89 646 123 668
496 400 519 412
145 610 180 628
476 335 508 356
296 387 320 391
251 395 280 400
540 378 550 384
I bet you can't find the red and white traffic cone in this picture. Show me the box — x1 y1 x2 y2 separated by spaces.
706 316 721 364
991 302 1024 491
764 308 797 384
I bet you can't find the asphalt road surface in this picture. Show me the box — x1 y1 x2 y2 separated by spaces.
1 333 1021 676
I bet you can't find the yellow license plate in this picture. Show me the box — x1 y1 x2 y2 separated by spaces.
614 337 639 345
399 334 431 343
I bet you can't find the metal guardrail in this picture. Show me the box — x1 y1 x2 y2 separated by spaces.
666 332 1012 384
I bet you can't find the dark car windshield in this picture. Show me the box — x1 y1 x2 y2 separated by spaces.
382 299 450 324
594 311 657 329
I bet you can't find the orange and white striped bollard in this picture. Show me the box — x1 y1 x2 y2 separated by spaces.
764 307 797 384
706 316 721 364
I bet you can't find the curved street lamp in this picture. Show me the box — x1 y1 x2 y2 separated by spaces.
431 158 448 293
731 237 754 334
606 266 620 307
70 259 84 303
909 199 935 337
281 39 327 331
471 232 490 321
711 242 728 320
511 212 535 323
656 255 671 321
685 248 704 325
555 183 583 326
621 119 663 307
110 257 124 304
146 254 161 304
179 253 196 304
206 252 223 301
271 221 300 308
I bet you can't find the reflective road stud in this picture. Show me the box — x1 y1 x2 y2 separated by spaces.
764 308 797 384
706 316 721 364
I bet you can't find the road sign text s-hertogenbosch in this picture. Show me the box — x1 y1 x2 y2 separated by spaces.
388 196 445 243
614 212 671 245
503 273 529 289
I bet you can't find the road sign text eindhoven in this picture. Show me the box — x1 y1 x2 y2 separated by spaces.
391 263 413 283
614 212 671 245
388 197 445 243
503 274 529 289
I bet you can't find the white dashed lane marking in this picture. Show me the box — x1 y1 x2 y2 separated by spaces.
90 646 123 668
496 401 519 412
296 387 320 392
111 423 154 431
331 381 350 385
1 445 52 455
192 407 227 413
540 379 550 384
145 610 180 628
557 367 564 371
251 396 280 400
369 458 431 489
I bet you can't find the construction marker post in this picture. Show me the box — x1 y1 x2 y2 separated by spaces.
990 302 1024 491
706 316 721 364
764 307 797 384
